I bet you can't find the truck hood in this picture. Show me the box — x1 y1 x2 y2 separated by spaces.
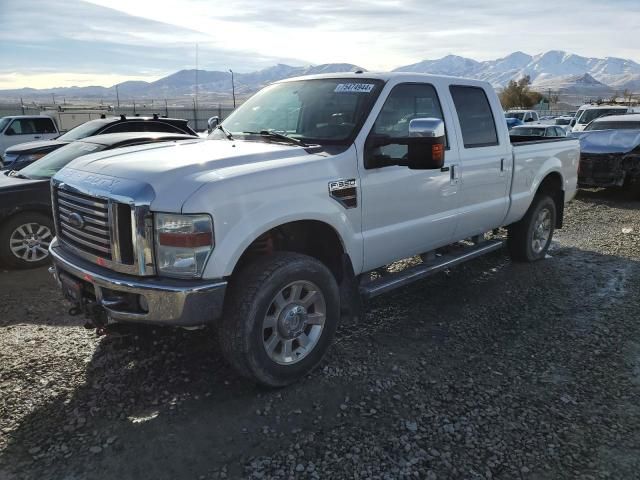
55 138 330 211
571 129 640 154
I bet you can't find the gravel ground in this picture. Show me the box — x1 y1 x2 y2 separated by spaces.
1 189 640 480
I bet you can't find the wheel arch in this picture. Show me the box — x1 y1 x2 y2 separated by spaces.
535 171 564 228
230 219 353 283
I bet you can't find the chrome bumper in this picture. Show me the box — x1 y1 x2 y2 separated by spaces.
49 238 227 326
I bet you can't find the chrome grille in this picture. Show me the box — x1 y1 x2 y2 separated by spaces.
56 189 113 259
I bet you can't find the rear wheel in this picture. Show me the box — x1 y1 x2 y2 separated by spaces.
219 252 340 387
0 212 54 269
508 194 556 262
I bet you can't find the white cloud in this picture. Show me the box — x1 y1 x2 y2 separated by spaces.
0 0 638 88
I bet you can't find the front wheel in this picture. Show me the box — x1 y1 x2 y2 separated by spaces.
508 194 556 262
219 252 340 387
0 212 54 269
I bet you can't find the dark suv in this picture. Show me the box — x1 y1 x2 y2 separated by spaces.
2 115 197 170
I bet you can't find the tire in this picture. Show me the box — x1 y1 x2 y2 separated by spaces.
507 194 556 262
219 252 340 387
0 212 54 269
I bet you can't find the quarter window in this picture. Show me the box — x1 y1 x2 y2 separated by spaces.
450 85 499 148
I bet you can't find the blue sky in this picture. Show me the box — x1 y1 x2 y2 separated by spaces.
0 0 638 88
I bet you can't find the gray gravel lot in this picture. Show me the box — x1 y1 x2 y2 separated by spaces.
1 189 640 480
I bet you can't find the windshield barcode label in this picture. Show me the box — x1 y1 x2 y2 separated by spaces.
334 83 374 93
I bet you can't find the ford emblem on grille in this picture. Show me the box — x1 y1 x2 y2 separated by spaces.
68 212 85 229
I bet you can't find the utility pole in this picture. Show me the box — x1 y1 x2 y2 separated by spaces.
52 93 56 105
229 69 236 109
20 97 25 115
116 84 120 109
165 98 168 117
195 43 199 130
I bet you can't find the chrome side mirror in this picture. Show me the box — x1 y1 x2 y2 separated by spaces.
207 116 220 133
408 118 445 138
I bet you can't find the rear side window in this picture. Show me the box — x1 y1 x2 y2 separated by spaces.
143 122 186 133
450 86 499 148
102 121 185 134
102 121 146 133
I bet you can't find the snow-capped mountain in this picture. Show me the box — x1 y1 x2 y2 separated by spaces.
1 51 638 102
395 50 640 93
0 63 366 101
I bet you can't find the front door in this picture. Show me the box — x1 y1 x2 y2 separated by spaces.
358 82 461 271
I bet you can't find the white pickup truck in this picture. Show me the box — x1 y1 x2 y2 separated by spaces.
49 73 579 386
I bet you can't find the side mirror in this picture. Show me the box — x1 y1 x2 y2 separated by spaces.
365 118 445 170
570 119 576 127
405 118 445 170
207 116 220 133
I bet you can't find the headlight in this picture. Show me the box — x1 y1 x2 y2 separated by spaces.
154 213 214 278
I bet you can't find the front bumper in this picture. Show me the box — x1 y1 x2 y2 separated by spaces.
49 238 227 326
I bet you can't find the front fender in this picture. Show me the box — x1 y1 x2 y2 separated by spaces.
202 198 361 279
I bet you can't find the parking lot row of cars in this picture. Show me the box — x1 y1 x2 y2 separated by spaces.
0 114 201 268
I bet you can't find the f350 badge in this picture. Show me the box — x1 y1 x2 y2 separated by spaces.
328 179 357 209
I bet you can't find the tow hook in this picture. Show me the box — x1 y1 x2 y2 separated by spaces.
68 301 109 336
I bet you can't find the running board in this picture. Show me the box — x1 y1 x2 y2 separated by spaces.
359 240 504 299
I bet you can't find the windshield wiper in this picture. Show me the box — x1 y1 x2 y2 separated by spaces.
243 130 308 147
216 124 234 140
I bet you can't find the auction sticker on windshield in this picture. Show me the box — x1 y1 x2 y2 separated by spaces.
334 83 375 93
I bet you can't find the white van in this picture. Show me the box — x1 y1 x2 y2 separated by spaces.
0 116 59 161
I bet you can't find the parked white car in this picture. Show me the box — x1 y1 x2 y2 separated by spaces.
505 110 539 123
49 72 579 386
0 116 59 163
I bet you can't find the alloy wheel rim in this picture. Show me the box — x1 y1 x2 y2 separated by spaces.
262 280 326 365
9 222 53 262
531 208 552 254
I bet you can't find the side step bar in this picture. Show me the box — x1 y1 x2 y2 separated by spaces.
359 240 504 299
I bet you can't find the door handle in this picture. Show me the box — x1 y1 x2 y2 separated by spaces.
34 136 41 139
500 158 505 171
440 166 450 172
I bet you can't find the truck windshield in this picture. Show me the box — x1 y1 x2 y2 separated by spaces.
511 127 545 136
19 141 105 179
0 117 11 132
214 78 383 145
579 109 627 125
505 112 525 120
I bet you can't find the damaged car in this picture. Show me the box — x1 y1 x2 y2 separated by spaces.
571 114 640 191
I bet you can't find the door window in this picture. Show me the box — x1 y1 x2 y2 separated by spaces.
7 119 36 135
370 83 446 162
33 118 57 134
449 86 499 148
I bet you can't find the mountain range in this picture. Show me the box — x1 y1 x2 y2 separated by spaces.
2 50 638 102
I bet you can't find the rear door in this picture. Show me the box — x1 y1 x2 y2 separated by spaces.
448 85 512 239
358 82 461 271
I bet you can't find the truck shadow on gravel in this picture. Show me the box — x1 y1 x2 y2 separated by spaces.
2 246 640 479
